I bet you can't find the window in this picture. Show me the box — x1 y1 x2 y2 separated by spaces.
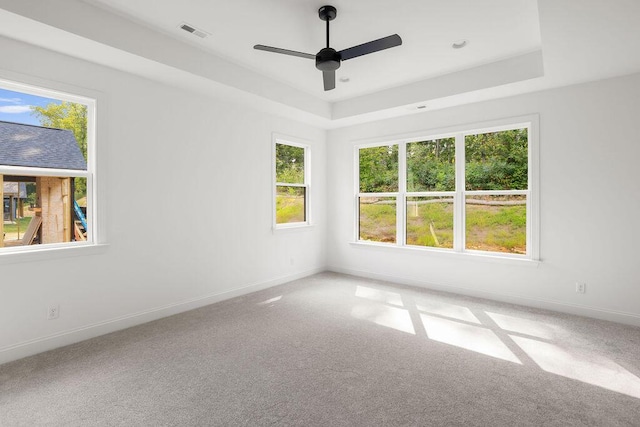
406 137 456 249
274 138 310 228
356 118 537 259
0 79 96 252
358 145 398 242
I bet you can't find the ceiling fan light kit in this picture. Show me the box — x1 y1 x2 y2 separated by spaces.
254 5 402 91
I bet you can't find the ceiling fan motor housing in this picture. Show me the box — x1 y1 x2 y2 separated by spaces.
318 5 337 21
316 48 341 71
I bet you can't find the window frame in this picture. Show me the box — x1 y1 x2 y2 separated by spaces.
0 75 103 260
272 135 311 230
354 115 539 262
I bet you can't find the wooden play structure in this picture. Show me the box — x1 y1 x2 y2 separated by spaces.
0 120 88 249
1 175 80 248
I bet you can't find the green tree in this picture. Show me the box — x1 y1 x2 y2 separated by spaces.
276 143 304 184
359 145 399 192
31 102 88 200
465 129 528 190
407 138 456 192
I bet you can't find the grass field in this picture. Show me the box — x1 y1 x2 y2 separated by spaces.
407 199 454 248
2 217 34 241
276 193 305 224
359 197 397 243
465 199 526 254
3 217 32 233
360 197 526 254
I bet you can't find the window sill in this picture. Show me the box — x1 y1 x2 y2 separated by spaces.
0 243 109 265
273 223 314 233
349 241 540 267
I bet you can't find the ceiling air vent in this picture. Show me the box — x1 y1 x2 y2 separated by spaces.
179 22 209 39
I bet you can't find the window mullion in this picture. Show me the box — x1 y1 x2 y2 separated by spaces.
275 183 306 188
0 166 89 178
454 133 465 252
398 142 407 246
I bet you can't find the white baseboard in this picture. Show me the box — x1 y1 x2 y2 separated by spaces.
4 265 637 366
328 265 640 328
0 267 324 365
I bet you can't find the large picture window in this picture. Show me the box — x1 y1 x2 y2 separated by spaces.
356 118 537 259
274 138 310 228
0 79 96 252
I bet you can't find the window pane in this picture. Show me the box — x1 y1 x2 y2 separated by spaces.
407 138 455 192
406 196 454 248
276 186 305 224
465 195 526 254
465 129 528 190
2 175 88 246
359 197 396 243
359 145 398 192
73 177 88 241
275 143 304 184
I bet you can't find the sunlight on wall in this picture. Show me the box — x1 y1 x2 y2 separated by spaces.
511 336 640 399
486 312 564 340
415 299 480 324
351 304 415 334
355 286 404 306
421 314 521 364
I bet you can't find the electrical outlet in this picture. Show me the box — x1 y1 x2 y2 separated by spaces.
575 282 586 294
47 304 60 320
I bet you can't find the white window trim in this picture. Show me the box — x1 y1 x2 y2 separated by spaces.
354 114 540 263
272 134 312 230
0 73 106 262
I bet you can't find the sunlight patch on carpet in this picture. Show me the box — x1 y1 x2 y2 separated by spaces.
257 296 282 305
422 314 521 364
486 312 564 340
415 299 480 324
511 335 640 399
355 285 404 307
351 303 415 334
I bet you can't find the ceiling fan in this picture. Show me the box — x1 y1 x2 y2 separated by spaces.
254 5 402 91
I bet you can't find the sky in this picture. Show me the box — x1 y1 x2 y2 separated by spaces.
0 88 61 126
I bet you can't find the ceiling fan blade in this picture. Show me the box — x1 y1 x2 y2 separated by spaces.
338 34 402 61
253 45 315 60
323 70 335 91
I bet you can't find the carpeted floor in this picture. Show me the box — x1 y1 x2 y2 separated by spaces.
1 272 640 426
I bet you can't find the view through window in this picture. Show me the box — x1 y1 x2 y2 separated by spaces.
357 124 533 257
274 140 309 227
0 82 94 250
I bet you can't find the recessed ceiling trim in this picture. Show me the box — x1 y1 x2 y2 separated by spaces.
332 50 545 120
0 0 331 120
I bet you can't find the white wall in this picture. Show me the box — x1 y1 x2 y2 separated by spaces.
327 72 640 326
0 36 327 363
2 31 640 366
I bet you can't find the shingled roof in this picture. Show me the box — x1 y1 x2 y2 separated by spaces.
0 121 87 170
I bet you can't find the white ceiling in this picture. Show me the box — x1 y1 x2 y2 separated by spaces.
85 0 542 102
0 0 640 128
